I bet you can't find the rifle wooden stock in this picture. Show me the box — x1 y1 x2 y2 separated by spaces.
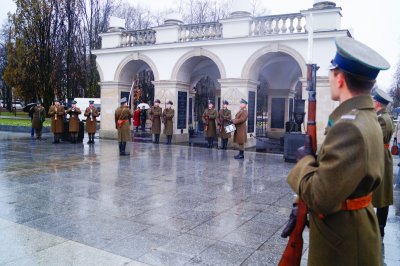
279 64 318 266
278 199 308 266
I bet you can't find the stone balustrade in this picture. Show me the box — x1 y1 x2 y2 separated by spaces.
120 29 156 47
104 13 310 48
179 22 223 42
250 13 307 36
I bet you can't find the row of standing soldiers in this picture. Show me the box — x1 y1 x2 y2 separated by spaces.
202 99 249 159
31 99 99 144
114 97 174 156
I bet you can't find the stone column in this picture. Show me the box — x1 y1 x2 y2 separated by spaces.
301 76 335 147
153 80 191 143
218 78 259 148
99 81 131 139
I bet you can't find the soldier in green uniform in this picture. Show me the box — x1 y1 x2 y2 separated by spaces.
66 100 82 144
232 99 248 159
48 98 65 144
84 100 99 144
115 97 132 156
31 100 46 140
150 99 162 144
286 37 390 265
162 100 174 145
372 88 394 239
202 101 218 148
218 100 232 150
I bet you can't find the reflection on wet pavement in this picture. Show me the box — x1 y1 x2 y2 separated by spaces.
0 133 398 265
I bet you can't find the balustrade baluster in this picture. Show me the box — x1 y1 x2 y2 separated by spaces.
289 17 295 33
281 17 287 33
296 16 303 32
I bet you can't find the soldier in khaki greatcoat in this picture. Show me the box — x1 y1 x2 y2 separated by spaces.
66 100 82 144
286 37 390 265
48 98 65 144
31 100 46 140
232 99 248 159
115 97 132 156
202 101 218 148
162 100 174 145
150 99 162 144
84 100 99 144
371 88 394 239
218 100 232 150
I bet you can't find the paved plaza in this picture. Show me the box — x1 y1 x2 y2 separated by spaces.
0 133 399 266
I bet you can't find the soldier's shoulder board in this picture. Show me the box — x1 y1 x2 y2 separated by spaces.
340 114 356 120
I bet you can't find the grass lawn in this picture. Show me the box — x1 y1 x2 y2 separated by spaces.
0 118 51 127
0 111 29 118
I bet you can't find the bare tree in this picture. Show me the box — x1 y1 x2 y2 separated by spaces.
250 0 269 17
389 60 400 107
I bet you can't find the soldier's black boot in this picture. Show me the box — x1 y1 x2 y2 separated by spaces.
121 142 130 156
53 135 57 144
223 139 228 150
168 136 172 145
118 142 122 155
87 134 91 144
210 139 214 148
91 134 95 144
207 138 211 148
234 150 244 159
156 134 160 144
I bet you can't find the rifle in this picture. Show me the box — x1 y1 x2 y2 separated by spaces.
203 112 209 132
279 64 318 266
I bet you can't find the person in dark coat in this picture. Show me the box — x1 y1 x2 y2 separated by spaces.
202 101 218 148
84 100 100 144
140 106 147 131
31 100 46 140
162 100 174 144
66 100 82 144
150 99 162 143
372 88 394 239
115 97 133 156
232 99 248 159
218 100 232 150
48 98 65 144
133 106 141 132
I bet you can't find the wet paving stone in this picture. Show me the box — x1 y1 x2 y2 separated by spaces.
0 134 399 265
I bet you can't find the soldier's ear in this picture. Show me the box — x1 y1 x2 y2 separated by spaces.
337 72 346 89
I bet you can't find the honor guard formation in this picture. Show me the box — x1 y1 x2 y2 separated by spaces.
20 36 397 265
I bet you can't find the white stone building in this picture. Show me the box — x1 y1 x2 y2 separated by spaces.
93 1 347 147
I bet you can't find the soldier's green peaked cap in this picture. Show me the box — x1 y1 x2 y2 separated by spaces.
120 97 127 104
329 37 390 80
240 99 248 104
71 100 77 104
372 88 392 105
89 100 94 104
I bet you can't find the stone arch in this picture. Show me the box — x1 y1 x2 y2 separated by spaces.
171 48 227 82
96 62 104 82
114 53 159 82
241 43 307 81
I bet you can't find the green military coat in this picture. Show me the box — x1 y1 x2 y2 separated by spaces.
372 108 394 208
66 107 81 133
115 106 132 142
163 108 174 136
84 107 99 134
48 105 65 134
218 108 232 139
287 96 383 266
31 106 46 129
150 106 162 134
233 108 248 145
202 108 218 138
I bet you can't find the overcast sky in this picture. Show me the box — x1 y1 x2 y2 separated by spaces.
1 0 399 90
